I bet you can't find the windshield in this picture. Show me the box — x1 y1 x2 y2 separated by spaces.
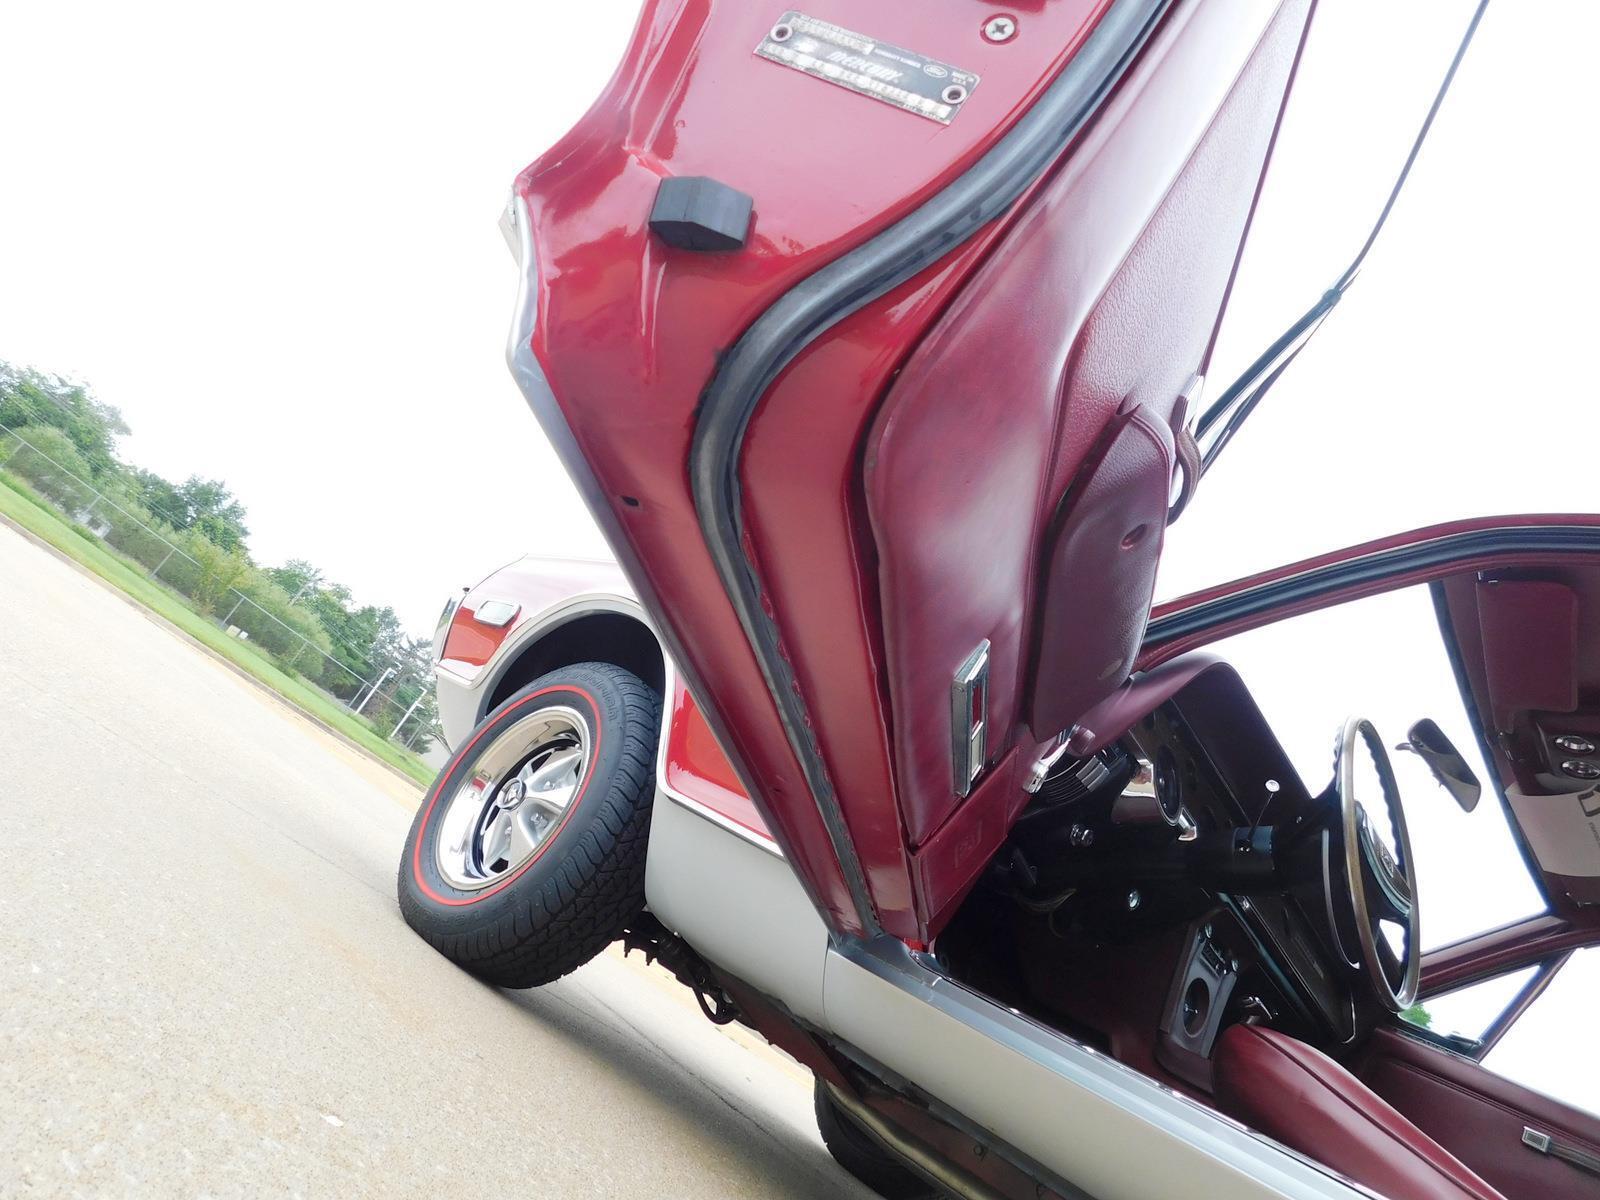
1208 583 1544 951
1160 0 1600 604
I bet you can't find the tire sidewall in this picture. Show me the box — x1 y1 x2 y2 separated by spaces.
402 668 632 933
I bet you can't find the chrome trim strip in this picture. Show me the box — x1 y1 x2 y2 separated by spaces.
687 0 1171 934
827 936 1379 1200
657 785 784 857
469 590 653 725
431 590 464 664
1147 525 1600 646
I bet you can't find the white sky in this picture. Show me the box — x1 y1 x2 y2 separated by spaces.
0 2 635 630
1172 0 1600 1115
3 0 1594 1116
1166 0 1600 596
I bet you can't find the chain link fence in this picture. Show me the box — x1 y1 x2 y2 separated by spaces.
0 419 440 752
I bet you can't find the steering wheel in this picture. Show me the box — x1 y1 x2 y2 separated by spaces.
1324 717 1421 1012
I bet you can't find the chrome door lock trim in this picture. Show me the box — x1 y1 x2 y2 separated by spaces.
1523 1126 1600 1176
951 640 991 797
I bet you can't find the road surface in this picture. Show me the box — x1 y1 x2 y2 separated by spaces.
0 522 874 1199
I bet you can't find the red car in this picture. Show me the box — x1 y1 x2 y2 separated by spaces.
402 4 1599 1197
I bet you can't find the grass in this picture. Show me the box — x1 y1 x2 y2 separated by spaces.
0 474 434 787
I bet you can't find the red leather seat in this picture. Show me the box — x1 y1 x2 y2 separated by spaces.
1213 1024 1507 1200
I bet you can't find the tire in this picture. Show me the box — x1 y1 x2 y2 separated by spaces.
397 661 659 988
814 1081 936 1200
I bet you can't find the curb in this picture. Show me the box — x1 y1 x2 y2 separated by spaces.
0 510 427 796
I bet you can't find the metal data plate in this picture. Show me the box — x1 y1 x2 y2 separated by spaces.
754 12 980 126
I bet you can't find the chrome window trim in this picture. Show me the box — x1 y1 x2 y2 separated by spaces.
430 589 465 663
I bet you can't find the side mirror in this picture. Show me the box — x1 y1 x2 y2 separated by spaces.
1396 718 1482 812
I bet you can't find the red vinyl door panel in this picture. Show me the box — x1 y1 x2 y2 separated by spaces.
864 0 1311 863
1359 1027 1600 1200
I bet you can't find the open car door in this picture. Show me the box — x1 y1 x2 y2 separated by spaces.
509 0 1319 942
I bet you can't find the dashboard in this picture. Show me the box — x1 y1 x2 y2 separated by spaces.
1124 663 1362 1068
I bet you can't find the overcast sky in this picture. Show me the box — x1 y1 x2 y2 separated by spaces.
4 0 1594 1115
1 1 638 633
3 3 1594 626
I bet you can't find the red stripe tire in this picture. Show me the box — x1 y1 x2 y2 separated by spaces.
397 662 659 988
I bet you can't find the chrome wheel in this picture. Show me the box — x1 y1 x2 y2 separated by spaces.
433 706 590 890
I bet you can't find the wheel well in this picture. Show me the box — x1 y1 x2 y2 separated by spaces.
482 612 665 717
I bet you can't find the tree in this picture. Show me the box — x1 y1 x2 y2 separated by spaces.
265 559 325 600
1399 1003 1432 1029
187 535 252 615
129 469 251 552
3 357 441 751
0 362 128 477
361 632 441 744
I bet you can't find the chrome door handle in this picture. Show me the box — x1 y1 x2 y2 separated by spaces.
1523 1126 1600 1177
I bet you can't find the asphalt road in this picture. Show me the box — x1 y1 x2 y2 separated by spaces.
0 523 874 1199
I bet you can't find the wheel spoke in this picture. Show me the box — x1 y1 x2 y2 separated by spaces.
1360 849 1412 924
1356 808 1412 922
520 747 583 816
1375 923 1406 987
504 809 543 866
477 810 512 870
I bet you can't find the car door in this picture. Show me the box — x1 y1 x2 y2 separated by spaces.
512 0 1322 942
1355 938 1600 1199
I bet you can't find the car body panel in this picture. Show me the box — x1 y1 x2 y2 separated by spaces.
644 767 1370 1199
662 678 771 842
435 554 774 848
511 0 1157 940
438 556 632 681
435 555 639 747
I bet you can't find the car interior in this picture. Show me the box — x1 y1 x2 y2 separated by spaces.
932 568 1600 1199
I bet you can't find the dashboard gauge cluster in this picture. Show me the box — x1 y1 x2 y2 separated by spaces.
1153 746 1184 825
